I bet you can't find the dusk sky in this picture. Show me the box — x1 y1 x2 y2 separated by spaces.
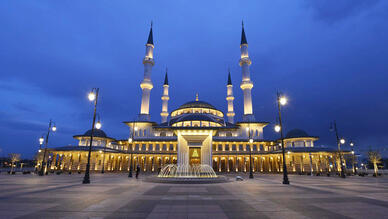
0 1 387 158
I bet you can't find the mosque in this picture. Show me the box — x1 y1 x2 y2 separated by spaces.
36 24 349 175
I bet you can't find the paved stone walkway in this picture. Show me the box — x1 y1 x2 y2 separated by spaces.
0 173 387 218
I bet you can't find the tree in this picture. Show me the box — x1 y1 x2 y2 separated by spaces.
9 153 21 173
367 150 381 176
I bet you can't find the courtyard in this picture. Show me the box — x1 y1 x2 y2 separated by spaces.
0 173 387 219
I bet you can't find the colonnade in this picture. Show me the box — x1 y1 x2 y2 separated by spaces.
39 151 344 175
212 152 343 174
44 151 177 173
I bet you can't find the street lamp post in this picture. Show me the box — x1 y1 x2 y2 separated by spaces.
83 88 99 184
246 127 254 179
249 138 254 179
101 144 106 174
330 121 346 178
128 121 136 178
39 136 44 149
276 92 290 185
94 114 105 174
36 136 44 172
39 120 56 176
350 141 356 174
128 137 133 177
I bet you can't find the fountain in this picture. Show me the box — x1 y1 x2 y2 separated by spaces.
158 164 218 178
146 144 228 183
146 164 227 183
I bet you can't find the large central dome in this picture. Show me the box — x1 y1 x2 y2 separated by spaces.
169 98 225 127
178 100 217 110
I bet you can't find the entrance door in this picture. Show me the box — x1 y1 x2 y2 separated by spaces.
189 147 201 165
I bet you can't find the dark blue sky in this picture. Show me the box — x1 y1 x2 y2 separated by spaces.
1 1 387 158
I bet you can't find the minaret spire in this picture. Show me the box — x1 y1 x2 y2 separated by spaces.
226 68 235 123
164 68 168 85
139 24 155 121
241 21 248 45
227 68 232 85
160 68 169 123
239 22 255 121
147 21 153 45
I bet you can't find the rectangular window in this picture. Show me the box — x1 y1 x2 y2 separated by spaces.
232 144 236 151
135 144 139 151
163 144 167 151
218 144 223 151
156 144 160 151
141 144 146 151
169 144 174 151
246 145 250 151
259 144 264 151
149 144 153 151
212 145 216 151
253 144 257 151
225 144 230 151
239 144 243 151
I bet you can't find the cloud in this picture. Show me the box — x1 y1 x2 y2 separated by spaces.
12 102 39 114
303 0 381 24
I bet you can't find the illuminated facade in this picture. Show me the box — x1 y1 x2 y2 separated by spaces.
36 24 350 174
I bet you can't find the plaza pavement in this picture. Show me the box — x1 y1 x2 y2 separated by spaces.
0 173 387 219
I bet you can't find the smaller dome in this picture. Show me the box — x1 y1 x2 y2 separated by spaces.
285 129 310 138
83 129 108 138
173 114 223 124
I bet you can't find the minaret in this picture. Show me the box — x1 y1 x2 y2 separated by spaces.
239 21 255 121
226 69 235 124
139 23 155 121
160 69 169 123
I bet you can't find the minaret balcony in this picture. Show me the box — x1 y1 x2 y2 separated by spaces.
227 112 235 117
239 57 251 66
142 57 155 66
240 81 253 90
161 96 170 101
160 112 169 117
226 96 235 101
140 81 154 90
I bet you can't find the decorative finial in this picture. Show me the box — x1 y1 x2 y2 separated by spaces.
195 93 199 101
